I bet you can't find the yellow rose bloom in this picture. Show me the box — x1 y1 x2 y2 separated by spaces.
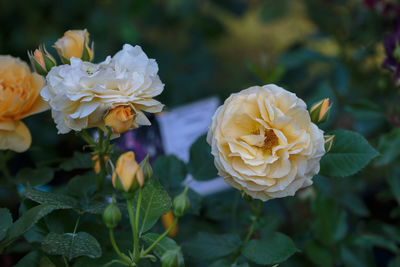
0 56 48 152
207 84 325 201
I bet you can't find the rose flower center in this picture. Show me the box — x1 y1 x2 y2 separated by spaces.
263 129 279 151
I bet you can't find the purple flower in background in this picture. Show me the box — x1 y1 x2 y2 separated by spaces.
383 30 400 84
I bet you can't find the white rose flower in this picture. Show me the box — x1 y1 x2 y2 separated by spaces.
41 44 164 133
207 84 325 201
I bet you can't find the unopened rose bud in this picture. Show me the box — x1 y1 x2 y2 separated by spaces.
54 29 94 63
173 188 190 217
92 154 110 174
28 45 57 75
161 210 179 237
104 106 135 134
112 151 144 193
139 155 153 183
310 98 331 124
324 134 335 153
103 200 121 229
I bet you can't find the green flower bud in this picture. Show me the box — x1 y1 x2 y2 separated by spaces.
161 248 183 267
140 155 153 183
103 201 121 229
173 188 190 217
28 44 57 75
324 134 335 153
310 98 331 124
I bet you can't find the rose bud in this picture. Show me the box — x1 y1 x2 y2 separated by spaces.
92 154 110 174
103 200 121 229
112 151 144 193
161 210 179 237
54 29 94 63
28 45 57 75
324 134 335 153
310 98 331 124
139 155 153 183
104 106 135 134
173 188 190 217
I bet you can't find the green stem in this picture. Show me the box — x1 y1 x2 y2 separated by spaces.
127 199 140 261
109 229 131 263
243 200 263 243
135 187 143 232
141 217 178 257
63 255 69 267
96 128 106 191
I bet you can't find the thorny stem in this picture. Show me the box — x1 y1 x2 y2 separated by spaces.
96 128 106 191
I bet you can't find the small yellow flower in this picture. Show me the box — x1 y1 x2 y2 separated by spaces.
54 29 93 63
310 98 331 124
104 106 136 134
161 210 179 237
112 152 143 192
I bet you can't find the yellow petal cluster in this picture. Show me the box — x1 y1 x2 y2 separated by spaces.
0 56 48 152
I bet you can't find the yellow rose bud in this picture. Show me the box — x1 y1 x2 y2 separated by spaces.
28 45 57 75
161 210 179 237
112 151 144 193
104 106 135 134
92 154 110 174
324 134 335 153
310 98 331 124
54 29 93 63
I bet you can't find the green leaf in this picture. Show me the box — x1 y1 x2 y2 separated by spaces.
312 195 347 246
387 167 400 205
25 189 79 210
320 130 378 177
14 251 41 267
183 233 241 260
345 100 384 120
15 167 54 187
142 233 184 266
42 232 101 260
242 232 298 265
389 257 400 267
59 152 92 171
1 204 54 246
153 155 187 191
305 240 333 267
336 194 369 217
66 172 97 198
376 128 400 166
134 178 172 234
187 135 218 181
355 235 398 253
209 259 249 267
0 208 12 241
